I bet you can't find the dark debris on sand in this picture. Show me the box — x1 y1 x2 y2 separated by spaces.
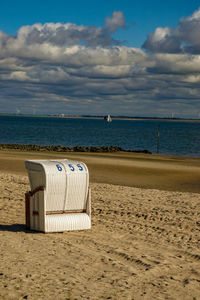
0 144 152 154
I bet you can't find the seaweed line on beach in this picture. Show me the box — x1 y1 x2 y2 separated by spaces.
0 144 152 154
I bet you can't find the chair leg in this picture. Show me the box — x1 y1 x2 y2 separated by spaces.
86 188 91 218
25 192 31 229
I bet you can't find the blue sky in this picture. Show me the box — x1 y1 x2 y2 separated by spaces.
0 0 200 117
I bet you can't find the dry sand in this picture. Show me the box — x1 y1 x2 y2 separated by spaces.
0 151 200 299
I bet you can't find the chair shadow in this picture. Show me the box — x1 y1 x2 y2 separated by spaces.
0 224 34 233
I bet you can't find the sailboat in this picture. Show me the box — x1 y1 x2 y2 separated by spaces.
104 114 112 123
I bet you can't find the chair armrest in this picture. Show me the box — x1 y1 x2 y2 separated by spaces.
25 186 45 228
29 186 45 197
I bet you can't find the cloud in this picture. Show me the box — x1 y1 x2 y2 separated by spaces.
148 53 200 74
105 11 126 33
4 10 126 48
143 7 200 54
0 10 200 118
143 27 181 53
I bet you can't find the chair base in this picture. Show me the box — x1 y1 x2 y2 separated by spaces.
44 213 91 233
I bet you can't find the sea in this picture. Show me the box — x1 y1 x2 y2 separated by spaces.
0 115 199 157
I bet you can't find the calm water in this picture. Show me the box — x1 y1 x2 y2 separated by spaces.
0 116 199 157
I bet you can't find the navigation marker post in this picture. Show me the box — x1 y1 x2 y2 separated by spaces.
157 125 160 154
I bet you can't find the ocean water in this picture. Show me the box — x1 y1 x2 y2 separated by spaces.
0 115 199 157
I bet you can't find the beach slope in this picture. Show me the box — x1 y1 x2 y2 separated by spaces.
0 149 200 192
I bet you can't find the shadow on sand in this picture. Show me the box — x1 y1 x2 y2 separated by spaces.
0 224 33 233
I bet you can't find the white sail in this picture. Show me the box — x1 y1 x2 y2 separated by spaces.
104 114 112 122
107 114 112 122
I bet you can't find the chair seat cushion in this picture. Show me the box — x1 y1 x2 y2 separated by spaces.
45 213 91 233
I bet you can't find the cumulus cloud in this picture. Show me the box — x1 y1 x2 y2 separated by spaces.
143 7 200 54
4 10 126 48
143 27 181 53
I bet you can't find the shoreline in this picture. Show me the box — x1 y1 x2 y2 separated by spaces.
0 143 152 154
0 143 200 159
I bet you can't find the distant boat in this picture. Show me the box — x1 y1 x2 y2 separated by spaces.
104 114 112 122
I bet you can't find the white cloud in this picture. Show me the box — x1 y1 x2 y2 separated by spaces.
9 71 30 81
151 27 171 43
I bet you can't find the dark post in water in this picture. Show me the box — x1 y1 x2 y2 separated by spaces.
157 125 160 154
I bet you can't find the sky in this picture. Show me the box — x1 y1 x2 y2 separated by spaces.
0 0 200 118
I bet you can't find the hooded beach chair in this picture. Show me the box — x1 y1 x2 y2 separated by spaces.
25 159 91 233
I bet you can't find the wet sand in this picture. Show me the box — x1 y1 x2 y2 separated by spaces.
0 150 200 299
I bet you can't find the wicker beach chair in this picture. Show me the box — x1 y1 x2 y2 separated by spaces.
25 159 91 233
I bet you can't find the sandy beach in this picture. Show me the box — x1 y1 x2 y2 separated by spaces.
0 150 200 299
